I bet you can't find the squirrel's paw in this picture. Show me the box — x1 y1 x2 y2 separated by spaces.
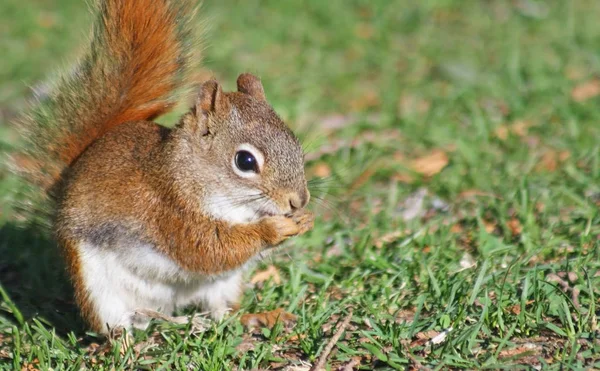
290 209 315 236
261 215 300 245
261 209 315 246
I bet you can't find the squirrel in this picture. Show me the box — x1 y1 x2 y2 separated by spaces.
13 0 314 334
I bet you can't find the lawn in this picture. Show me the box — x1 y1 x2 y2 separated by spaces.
1 0 600 369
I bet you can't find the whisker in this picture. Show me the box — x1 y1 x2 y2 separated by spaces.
310 197 349 224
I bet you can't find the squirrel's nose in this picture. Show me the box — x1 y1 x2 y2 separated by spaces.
288 188 310 211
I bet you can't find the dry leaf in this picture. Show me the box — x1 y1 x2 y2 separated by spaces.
399 188 428 221
287 333 308 342
21 358 41 371
250 265 282 286
398 94 431 116
498 344 540 359
572 79 600 102
348 167 376 193
241 308 297 329
37 13 57 29
374 230 405 248
483 220 497 234
510 120 530 137
312 163 332 178
536 149 571 172
559 151 571 161
458 189 495 199
354 23 375 39
430 327 452 344
410 150 449 176
410 330 440 347
459 253 476 270
450 224 464 234
394 309 416 324
392 172 414 184
494 125 509 140
538 151 558 171
349 89 380 111
507 218 522 236
235 335 256 353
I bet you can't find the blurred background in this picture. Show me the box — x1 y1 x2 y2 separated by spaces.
1 0 600 368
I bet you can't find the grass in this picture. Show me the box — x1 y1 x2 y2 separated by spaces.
1 0 600 369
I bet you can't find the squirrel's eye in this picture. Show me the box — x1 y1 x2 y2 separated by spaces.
235 150 258 173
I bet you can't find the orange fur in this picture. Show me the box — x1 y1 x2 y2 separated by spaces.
18 0 313 334
16 0 201 193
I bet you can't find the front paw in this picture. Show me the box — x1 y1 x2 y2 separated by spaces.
289 209 315 236
260 209 314 246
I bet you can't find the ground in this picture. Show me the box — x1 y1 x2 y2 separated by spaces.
1 0 600 369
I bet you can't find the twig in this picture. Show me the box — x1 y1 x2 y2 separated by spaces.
310 310 354 371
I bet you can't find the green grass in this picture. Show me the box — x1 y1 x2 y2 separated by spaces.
1 0 600 369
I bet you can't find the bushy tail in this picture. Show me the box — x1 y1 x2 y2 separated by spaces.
15 0 202 195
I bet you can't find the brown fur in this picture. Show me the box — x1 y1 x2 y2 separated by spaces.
56 87 313 332
16 0 201 193
22 0 313 333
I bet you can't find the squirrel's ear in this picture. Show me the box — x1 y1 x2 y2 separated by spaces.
194 80 229 134
237 73 266 102
197 80 228 114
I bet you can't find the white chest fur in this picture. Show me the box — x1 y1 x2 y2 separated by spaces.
204 193 260 224
78 240 247 331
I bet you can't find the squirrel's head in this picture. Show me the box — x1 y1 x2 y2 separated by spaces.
173 73 309 223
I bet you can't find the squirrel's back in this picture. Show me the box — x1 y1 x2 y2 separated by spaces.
14 0 202 199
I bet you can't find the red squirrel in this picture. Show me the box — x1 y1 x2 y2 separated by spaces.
14 0 314 334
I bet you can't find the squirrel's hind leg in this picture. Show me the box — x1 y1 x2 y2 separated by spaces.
181 268 246 321
64 239 177 334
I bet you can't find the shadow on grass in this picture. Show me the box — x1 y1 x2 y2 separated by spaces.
0 222 86 337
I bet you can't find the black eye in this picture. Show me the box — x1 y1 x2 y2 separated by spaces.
235 150 258 173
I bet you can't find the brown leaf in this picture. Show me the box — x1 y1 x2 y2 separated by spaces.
507 218 522 236
349 89 380 111
354 23 375 39
410 330 440 347
240 308 297 329
538 151 558 172
572 79 600 102
348 167 376 193
392 172 414 184
374 230 406 248
510 120 530 137
535 149 571 172
250 265 282 286
37 12 57 29
398 94 431 117
21 359 40 371
410 150 449 176
450 224 464 234
494 125 509 140
483 220 497 234
394 309 416 324
287 333 308 342
312 163 332 178
458 189 495 199
498 344 540 359
235 335 256 353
